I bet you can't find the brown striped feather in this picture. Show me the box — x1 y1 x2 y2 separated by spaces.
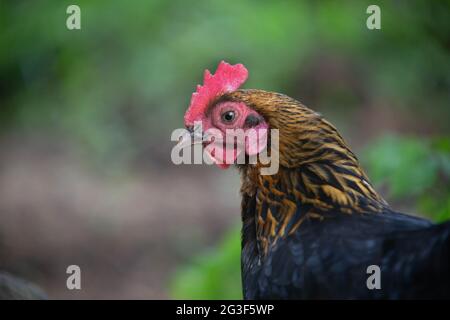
224 89 388 255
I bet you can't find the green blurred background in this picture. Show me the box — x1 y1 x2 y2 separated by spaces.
0 0 448 299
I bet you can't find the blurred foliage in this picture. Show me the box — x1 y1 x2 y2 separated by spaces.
1 0 449 172
365 135 450 223
170 227 242 299
171 135 450 299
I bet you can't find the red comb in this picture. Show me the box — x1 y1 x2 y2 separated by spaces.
184 61 248 126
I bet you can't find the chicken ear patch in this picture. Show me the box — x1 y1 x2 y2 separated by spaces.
184 61 248 126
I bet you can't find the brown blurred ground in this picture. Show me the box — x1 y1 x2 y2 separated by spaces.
0 133 241 298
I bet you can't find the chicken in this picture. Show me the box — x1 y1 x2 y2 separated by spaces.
183 61 450 299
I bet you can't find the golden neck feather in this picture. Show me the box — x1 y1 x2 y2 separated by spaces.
230 89 388 254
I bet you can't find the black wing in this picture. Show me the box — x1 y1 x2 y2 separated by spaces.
244 208 450 299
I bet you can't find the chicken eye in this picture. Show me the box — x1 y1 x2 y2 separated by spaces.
221 110 236 123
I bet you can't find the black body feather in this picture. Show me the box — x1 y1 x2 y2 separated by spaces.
241 198 450 299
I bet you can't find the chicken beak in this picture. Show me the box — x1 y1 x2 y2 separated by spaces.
179 124 203 148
